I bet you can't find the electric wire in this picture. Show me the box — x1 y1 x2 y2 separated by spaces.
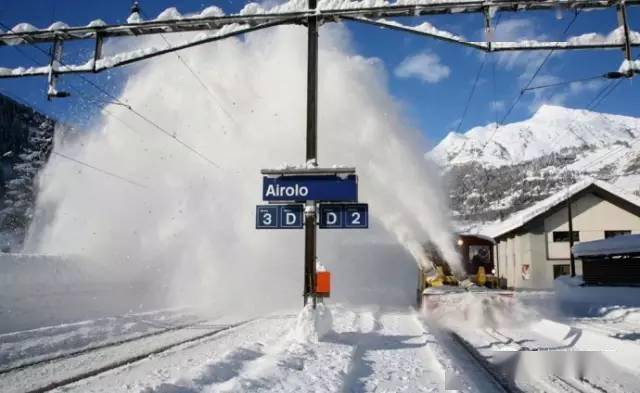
477 10 581 159
522 74 605 92
52 151 148 189
0 88 148 189
587 78 624 110
499 10 580 125
0 20 223 170
139 8 237 127
456 53 488 133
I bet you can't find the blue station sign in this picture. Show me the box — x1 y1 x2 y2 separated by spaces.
263 175 357 202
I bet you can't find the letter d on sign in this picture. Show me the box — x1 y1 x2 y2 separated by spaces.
279 205 303 229
286 212 296 225
327 212 337 225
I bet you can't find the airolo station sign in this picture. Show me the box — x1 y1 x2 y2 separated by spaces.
256 168 368 230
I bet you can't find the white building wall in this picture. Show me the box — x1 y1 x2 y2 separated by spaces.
495 191 640 289
545 193 640 260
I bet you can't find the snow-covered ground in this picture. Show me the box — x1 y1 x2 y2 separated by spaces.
3 256 640 392
3 292 640 393
1 305 455 393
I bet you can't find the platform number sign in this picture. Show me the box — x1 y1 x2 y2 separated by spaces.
256 205 303 229
345 204 368 228
279 205 303 229
256 206 279 229
319 203 368 229
319 205 343 228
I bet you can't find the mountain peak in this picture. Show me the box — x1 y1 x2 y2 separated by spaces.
429 105 640 168
532 104 582 119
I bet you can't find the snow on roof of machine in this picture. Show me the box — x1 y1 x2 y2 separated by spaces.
573 234 640 257
480 178 640 239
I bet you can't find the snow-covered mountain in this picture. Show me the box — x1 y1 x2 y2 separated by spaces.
431 105 640 168
428 105 640 222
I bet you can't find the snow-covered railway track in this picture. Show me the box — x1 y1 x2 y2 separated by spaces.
449 331 525 393
0 321 202 375
573 320 640 341
3 319 254 393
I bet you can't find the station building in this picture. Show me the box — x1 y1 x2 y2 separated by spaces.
479 179 640 289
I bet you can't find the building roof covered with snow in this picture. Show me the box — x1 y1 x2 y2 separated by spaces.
480 179 640 240
573 234 640 257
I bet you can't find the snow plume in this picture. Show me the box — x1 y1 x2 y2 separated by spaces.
24 23 458 316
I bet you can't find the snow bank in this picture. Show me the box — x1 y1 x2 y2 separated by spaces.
531 318 640 372
423 291 535 329
0 254 169 333
290 303 333 343
595 305 640 324
554 275 640 316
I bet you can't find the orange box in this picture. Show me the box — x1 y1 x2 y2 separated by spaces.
316 271 330 296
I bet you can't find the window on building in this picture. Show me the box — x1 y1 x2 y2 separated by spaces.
604 230 631 239
552 231 580 242
553 264 571 279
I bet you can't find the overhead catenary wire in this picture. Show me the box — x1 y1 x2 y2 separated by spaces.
138 8 238 128
52 151 148 189
0 88 150 189
476 10 582 161
0 20 223 170
587 78 624 110
455 53 488 133
499 10 580 125
521 74 605 92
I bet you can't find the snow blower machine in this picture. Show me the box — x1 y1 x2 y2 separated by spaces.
418 234 513 317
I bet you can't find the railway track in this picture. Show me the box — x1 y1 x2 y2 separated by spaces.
0 320 205 375
3 319 255 393
454 328 618 393
449 331 525 393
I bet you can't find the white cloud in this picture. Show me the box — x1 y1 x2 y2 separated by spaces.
492 18 546 42
490 100 505 112
526 75 605 113
488 18 551 76
394 52 450 83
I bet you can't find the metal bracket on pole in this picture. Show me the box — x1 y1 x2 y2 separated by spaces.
47 39 69 99
93 32 104 72
617 1 633 76
483 7 493 52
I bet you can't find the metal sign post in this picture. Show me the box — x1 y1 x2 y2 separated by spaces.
304 0 319 308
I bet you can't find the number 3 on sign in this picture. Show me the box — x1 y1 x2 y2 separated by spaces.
345 204 368 228
256 206 278 229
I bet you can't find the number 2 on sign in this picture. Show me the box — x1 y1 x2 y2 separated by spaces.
351 212 361 224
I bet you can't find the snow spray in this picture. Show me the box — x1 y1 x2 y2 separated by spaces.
24 24 459 313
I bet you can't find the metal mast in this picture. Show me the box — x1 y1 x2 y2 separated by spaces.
304 0 319 308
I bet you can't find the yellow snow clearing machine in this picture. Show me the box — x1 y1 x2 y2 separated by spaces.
418 234 512 314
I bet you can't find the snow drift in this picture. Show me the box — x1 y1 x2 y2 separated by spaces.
23 23 457 317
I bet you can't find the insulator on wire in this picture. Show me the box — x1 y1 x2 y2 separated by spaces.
131 1 140 14
604 71 626 79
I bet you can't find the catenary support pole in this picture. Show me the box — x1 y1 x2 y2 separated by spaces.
568 196 576 277
304 0 319 308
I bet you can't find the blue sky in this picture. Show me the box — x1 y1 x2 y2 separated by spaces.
0 0 638 145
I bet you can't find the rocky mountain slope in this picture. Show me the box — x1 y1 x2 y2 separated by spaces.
428 105 640 223
0 94 55 251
